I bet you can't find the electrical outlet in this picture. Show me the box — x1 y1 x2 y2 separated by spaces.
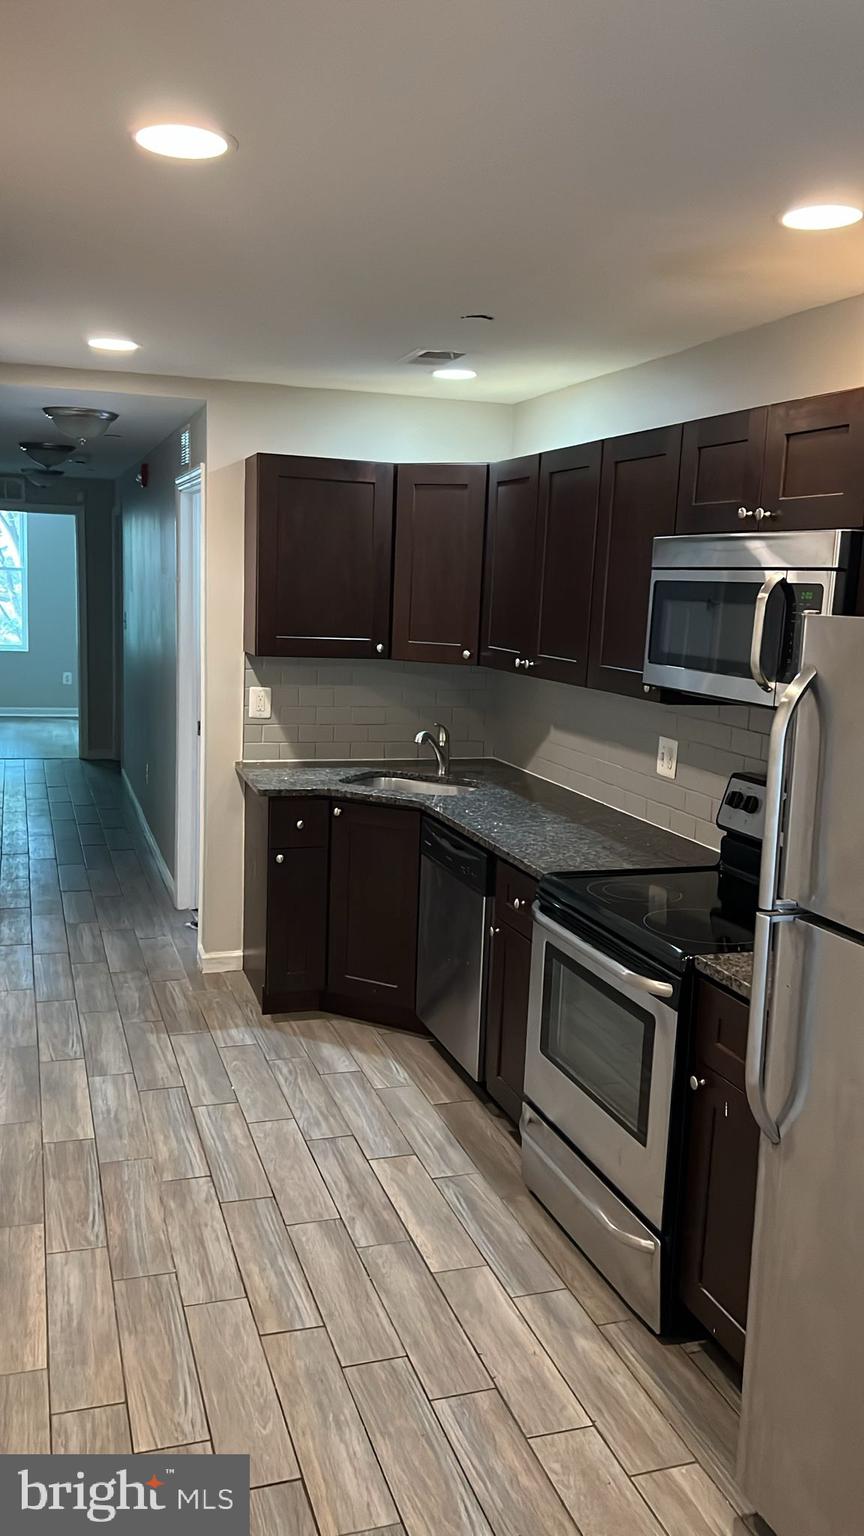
248 686 272 720
656 735 678 779
62 672 73 686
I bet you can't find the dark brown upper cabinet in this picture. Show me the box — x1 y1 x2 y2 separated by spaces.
479 455 540 671
244 453 395 658
533 442 602 687
676 408 767 534
587 425 682 697
391 463 487 666
760 388 864 529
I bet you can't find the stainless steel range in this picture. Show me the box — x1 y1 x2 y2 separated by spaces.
521 775 764 1330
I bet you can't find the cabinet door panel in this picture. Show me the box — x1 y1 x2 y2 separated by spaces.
391 464 487 665
484 916 531 1123
246 454 394 657
692 978 749 1091
761 389 864 529
587 426 682 697
676 409 767 534
678 1069 759 1364
267 845 328 1004
534 443 602 686
480 455 540 671
327 803 420 1011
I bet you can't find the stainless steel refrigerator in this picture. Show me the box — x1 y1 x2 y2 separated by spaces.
739 614 864 1536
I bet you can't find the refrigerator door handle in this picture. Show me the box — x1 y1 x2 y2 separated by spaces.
759 663 817 912
749 572 788 693
747 911 792 1144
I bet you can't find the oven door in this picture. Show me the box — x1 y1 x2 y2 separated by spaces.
643 566 801 705
524 907 678 1229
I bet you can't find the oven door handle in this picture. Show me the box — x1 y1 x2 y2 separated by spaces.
532 907 674 999
749 572 787 693
522 1109 658 1253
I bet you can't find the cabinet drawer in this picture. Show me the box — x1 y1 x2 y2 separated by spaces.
693 976 749 1090
495 861 537 937
269 798 329 848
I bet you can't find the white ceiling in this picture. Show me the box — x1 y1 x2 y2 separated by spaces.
3 0 864 404
0 386 201 480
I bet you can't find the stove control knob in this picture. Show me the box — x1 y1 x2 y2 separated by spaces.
689 1075 706 1091
726 791 744 809
743 795 760 814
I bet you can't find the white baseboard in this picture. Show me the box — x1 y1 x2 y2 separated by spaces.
197 947 243 973
0 707 78 718
121 770 176 902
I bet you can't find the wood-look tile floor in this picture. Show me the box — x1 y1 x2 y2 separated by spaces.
0 756 759 1536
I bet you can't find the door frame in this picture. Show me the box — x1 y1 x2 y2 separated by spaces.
174 465 205 912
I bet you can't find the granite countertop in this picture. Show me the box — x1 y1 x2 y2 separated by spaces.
236 757 714 880
694 952 754 1001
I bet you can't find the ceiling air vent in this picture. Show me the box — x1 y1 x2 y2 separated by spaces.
400 349 466 366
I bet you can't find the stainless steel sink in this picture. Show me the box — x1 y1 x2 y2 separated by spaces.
350 772 476 797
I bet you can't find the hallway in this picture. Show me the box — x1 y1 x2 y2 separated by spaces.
0 719 78 758
0 757 752 1535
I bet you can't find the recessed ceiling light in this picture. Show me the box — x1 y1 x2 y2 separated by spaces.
780 203 863 230
132 124 234 160
87 337 140 353
433 367 477 381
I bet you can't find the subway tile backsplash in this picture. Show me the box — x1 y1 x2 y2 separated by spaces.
243 658 771 850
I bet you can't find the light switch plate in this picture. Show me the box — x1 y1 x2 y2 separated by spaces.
248 685 272 720
62 672 73 685
657 735 678 779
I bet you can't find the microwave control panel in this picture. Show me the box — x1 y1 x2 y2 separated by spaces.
778 582 825 682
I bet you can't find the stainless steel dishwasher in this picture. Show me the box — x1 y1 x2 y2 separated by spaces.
416 818 493 1081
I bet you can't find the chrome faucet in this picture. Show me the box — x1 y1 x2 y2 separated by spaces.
414 721 450 779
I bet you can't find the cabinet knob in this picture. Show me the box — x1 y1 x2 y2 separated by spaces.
333 806 342 817
462 649 471 660
489 924 500 938
512 897 522 911
274 853 285 865
523 659 536 669
689 1074 706 1091
754 506 776 522
514 657 523 670
296 819 304 830
737 506 753 520
375 643 385 654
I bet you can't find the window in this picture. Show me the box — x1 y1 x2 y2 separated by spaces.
0 510 28 652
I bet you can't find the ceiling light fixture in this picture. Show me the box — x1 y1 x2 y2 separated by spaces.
43 406 119 443
133 123 234 160
88 336 140 353
433 367 477 381
18 442 74 470
780 203 863 230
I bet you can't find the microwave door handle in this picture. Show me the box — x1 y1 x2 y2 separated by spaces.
749 572 787 692
759 664 817 911
532 907 674 999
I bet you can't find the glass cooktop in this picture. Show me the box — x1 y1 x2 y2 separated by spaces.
538 864 756 972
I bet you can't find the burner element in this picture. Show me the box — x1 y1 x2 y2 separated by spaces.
642 905 754 949
586 877 685 906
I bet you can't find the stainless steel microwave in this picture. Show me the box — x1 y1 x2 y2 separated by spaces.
643 529 861 706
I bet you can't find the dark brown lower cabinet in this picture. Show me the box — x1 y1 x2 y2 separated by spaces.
484 862 537 1121
242 793 329 1012
326 801 421 1027
678 980 760 1365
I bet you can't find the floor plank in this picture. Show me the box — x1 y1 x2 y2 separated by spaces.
290 1219 403 1366
113 970 160 1024
152 977 207 1034
288 1016 356 1072
323 1070 411 1157
329 1017 411 1088
222 1197 320 1333
161 1176 244 1304
370 1155 483 1271
435 1100 525 1200
250 1482 318 1536
533 1426 668 1536
114 1273 208 1451
40 1058 93 1142
0 1370 50 1453
198 993 256 1047
363 1240 492 1399
47 1247 124 1413
52 1404 132 1455
72 961 117 1013
377 1083 476 1176
271 1057 349 1138
67 922 106 965
90 1072 150 1162
44 1137 105 1252
34 951 74 1003
634 1463 743 1536
517 1291 691 1476
80 1009 132 1076
0 1119 43 1225
102 928 146 975
249 1015 310 1061
0 987 36 1046
250 1119 337 1224
36 999 82 1062
439 1265 589 1438
686 1343 743 1414
186 1298 298 1487
173 1032 236 1107
100 1158 173 1279
141 1087 208 1181
347 1356 492 1536
437 1173 563 1297
0 1045 40 1124
390 1032 476 1104
195 1102 272 1200
124 1017 182 1091
265 1326 397 1536
310 1135 408 1247
221 1044 291 1122
437 1389 579 1536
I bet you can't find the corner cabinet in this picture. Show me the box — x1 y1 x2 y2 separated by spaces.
391 463 487 665
244 453 394 658
479 455 541 671
587 425 682 697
